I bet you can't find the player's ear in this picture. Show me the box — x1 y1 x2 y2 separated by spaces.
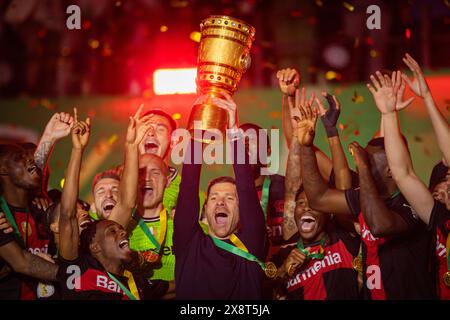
90 241 100 254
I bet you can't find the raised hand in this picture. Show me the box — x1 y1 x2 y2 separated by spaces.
391 70 414 111
402 53 430 98
212 92 238 130
348 142 370 172
316 92 340 137
71 108 91 150
367 71 398 115
276 68 300 97
42 112 74 142
292 88 318 146
126 104 152 146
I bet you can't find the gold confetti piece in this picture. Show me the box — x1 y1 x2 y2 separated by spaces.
108 134 118 145
269 111 281 119
143 89 153 99
325 70 341 80
172 113 181 120
352 91 364 104
190 31 201 43
89 39 99 49
444 0 450 8
60 178 65 189
160 25 168 32
342 2 355 12
370 49 378 58
353 37 360 48
315 0 323 6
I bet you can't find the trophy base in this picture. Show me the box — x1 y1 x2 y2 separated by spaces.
187 101 229 144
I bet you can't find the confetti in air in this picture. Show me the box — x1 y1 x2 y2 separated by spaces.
342 2 355 12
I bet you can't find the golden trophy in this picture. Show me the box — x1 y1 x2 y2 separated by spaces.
188 15 256 141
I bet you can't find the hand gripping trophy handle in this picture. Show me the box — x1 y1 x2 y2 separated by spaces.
187 15 256 142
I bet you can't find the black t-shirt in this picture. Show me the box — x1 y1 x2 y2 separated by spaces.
345 188 435 299
427 200 450 300
272 222 360 300
57 254 168 300
0 202 49 300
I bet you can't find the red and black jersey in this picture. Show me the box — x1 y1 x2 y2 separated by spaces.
0 202 49 300
57 254 168 300
345 187 435 300
272 222 360 300
257 174 296 251
427 200 450 300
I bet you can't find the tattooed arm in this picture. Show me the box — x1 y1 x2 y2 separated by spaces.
283 139 302 240
35 112 74 192
0 241 58 282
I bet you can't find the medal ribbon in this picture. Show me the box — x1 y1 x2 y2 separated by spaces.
123 270 140 300
259 176 271 221
106 271 140 300
0 196 21 240
138 209 167 254
210 234 268 272
297 237 326 260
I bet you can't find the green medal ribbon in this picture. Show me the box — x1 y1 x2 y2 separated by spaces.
210 236 267 271
259 176 271 221
138 219 161 253
137 209 168 254
0 196 21 240
106 272 138 301
297 237 327 260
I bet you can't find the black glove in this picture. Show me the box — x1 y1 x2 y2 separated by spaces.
320 93 340 137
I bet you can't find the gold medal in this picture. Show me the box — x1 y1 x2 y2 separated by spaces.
444 271 450 287
352 256 362 273
142 250 160 263
264 262 277 279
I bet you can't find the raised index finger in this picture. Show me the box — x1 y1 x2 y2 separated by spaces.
134 104 144 120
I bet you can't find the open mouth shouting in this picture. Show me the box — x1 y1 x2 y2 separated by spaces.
27 163 40 178
141 183 154 198
101 200 117 218
118 238 130 253
214 209 229 227
299 215 317 233
144 139 160 155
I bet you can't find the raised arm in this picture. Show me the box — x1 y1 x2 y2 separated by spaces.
59 109 90 261
283 138 302 240
35 112 74 192
402 53 450 164
370 71 435 225
277 68 300 147
0 241 58 282
292 88 351 215
213 92 266 256
357 71 417 236
109 105 151 228
317 93 352 190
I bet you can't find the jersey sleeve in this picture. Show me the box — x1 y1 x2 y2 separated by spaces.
427 200 450 231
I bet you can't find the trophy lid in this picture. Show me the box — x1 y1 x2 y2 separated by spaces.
200 15 255 38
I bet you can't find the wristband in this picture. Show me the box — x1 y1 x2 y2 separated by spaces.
323 124 338 138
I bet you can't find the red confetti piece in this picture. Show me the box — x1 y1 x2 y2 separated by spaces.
290 11 303 18
366 37 374 46
354 129 360 136
405 28 411 40
82 20 92 30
